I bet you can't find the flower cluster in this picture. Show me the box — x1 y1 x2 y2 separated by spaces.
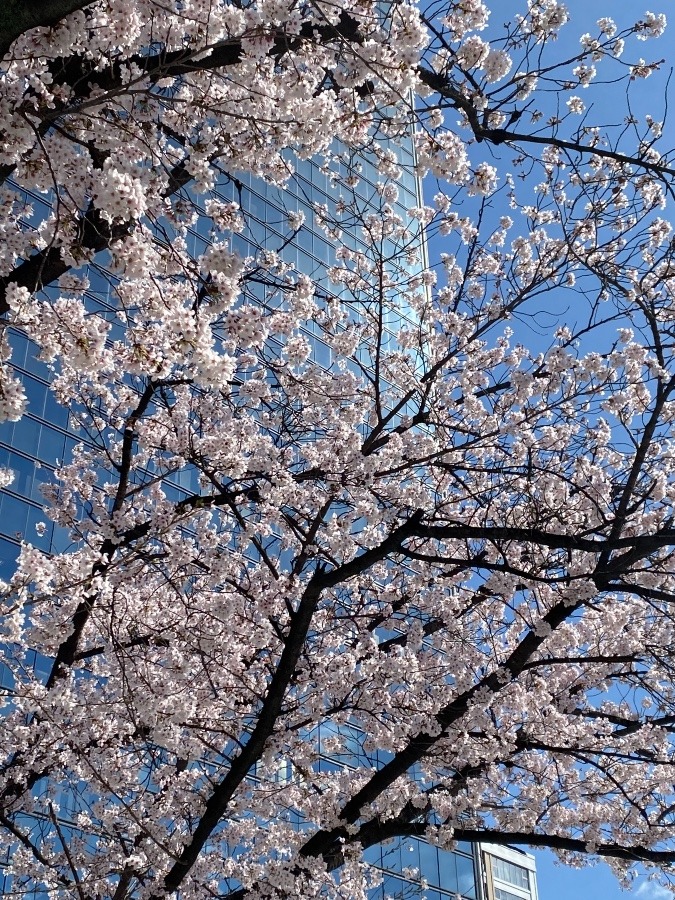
0 1 674 898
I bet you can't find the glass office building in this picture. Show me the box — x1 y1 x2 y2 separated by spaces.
0 125 537 900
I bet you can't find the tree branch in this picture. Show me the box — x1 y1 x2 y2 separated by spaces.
0 0 94 59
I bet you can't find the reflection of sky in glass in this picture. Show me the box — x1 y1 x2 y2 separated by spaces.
0 111 490 898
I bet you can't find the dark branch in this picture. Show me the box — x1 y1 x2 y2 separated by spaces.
0 0 94 59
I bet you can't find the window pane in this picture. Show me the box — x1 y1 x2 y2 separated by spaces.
492 858 529 890
457 852 477 897
0 536 19 581
496 888 527 900
417 841 439 887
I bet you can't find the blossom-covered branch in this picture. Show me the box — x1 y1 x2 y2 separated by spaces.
3 2 675 899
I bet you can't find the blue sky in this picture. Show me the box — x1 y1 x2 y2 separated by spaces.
524 6 674 896
534 850 673 900
530 2 672 891
417 1 675 897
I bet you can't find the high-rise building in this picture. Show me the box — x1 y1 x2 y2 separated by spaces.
0 129 538 900
480 845 539 900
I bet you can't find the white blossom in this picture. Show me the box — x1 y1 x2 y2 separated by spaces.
0 2 675 898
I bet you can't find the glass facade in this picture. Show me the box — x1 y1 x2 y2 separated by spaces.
366 836 479 899
0 122 538 900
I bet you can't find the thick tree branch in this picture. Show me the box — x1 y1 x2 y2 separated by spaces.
159 512 424 894
0 0 94 59
454 829 675 865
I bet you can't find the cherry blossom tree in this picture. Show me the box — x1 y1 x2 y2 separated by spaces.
2 1 675 897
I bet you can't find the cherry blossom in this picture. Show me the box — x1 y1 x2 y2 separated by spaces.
0 2 675 900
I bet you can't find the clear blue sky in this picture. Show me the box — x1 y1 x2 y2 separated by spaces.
528 2 673 893
524 6 674 896
534 850 673 900
419 2 675 898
